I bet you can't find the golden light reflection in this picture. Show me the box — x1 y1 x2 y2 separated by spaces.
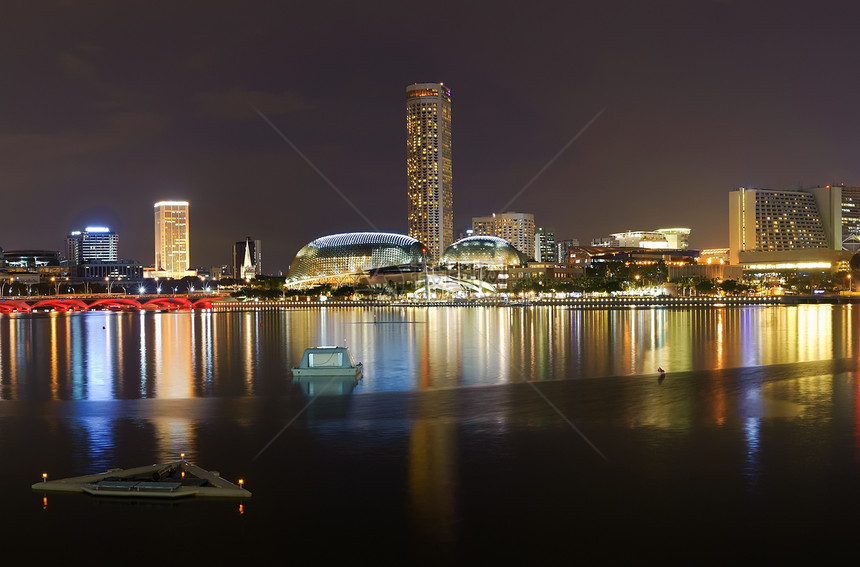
152 313 194 399
408 416 458 545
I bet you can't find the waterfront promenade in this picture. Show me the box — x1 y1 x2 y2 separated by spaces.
5 292 860 313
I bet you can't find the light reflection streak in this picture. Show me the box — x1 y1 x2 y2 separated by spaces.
408 416 458 545
86 314 112 401
743 417 761 491
153 416 197 463
49 313 59 399
139 311 148 397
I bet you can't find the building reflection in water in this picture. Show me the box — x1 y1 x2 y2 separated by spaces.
2 305 860 477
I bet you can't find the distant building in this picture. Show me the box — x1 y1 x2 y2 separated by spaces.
556 239 579 264
534 227 556 263
153 200 192 279
2 250 65 279
567 246 698 267
406 82 453 262
836 185 860 251
471 212 535 259
233 237 262 280
593 228 690 250
509 262 585 283
78 260 143 280
66 226 119 265
678 253 735 288
728 186 842 267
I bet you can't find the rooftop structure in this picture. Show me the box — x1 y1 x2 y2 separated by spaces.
286 232 426 287
440 236 526 267
595 228 691 250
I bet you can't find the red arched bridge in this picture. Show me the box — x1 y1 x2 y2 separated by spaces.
0 295 220 314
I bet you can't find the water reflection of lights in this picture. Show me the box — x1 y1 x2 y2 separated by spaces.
743 417 761 491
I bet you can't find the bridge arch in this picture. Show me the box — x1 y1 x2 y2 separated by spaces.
140 297 193 310
0 300 32 313
30 299 90 312
87 297 143 311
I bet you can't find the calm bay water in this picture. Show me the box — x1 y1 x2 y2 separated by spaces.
2 304 860 563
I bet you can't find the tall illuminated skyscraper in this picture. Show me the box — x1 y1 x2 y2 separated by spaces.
406 82 453 261
154 200 190 278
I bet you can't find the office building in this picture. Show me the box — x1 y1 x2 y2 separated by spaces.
728 186 843 266
534 227 556 263
472 212 535 259
406 82 453 262
66 226 119 265
153 201 191 279
233 237 262 280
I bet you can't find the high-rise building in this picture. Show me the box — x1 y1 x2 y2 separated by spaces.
728 186 841 264
154 201 190 279
406 82 453 261
233 237 262 280
471 212 535 259
66 226 119 264
534 227 557 263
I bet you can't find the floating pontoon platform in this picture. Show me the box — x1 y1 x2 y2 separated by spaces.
32 460 251 499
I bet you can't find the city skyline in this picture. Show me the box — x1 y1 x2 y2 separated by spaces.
2 2 860 273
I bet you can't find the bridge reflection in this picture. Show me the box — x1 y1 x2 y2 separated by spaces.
0 294 221 313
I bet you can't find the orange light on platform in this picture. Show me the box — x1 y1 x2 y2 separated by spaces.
238 478 244 488
42 473 47 483
180 452 185 460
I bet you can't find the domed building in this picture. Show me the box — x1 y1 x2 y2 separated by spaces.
287 232 426 286
440 236 525 267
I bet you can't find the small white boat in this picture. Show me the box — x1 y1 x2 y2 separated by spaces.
291 346 363 379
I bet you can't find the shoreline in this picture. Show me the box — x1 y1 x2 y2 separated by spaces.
210 294 857 310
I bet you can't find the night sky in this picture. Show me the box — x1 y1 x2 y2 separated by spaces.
3 1 860 274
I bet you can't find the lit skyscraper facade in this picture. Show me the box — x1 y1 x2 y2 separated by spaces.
66 226 119 264
728 186 841 264
406 82 453 262
154 201 190 278
534 227 557 262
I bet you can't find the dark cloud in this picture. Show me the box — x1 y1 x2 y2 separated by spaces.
196 89 311 120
